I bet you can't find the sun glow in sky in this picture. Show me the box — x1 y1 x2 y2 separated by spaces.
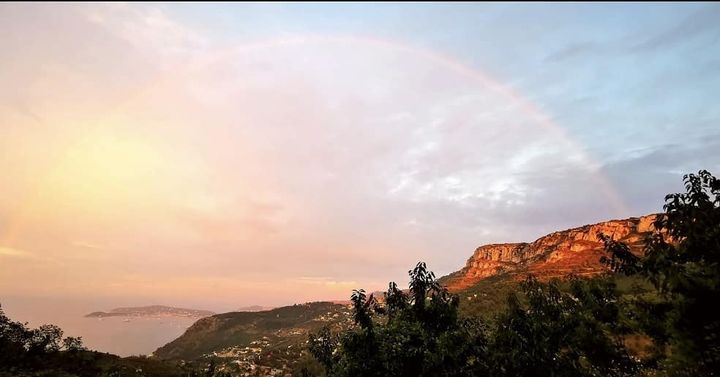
1 3 719 310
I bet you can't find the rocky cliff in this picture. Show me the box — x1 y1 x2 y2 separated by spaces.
441 215 658 292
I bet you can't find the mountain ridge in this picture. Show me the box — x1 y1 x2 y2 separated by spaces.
439 214 658 291
151 214 660 374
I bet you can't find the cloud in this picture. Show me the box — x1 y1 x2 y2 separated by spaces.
1 3 717 307
84 3 207 60
0 4 626 302
294 277 359 289
631 4 720 51
0 246 33 258
0 246 64 266
544 42 598 62
71 241 108 250
602 133 720 214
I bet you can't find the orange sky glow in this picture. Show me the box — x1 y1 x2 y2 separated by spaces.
5 3 692 311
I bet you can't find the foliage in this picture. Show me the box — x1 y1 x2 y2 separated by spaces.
0 304 217 376
602 169 720 375
489 276 638 376
3 169 718 376
309 262 488 377
310 170 720 376
0 305 91 374
309 264 641 376
155 302 349 361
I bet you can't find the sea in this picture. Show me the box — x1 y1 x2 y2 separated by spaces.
1 296 199 357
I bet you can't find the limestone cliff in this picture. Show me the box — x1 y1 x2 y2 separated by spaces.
442 214 658 292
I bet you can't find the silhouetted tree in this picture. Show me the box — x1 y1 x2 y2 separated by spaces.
350 289 376 331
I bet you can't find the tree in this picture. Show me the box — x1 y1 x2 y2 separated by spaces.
350 289 376 331
309 262 488 377
308 170 720 377
308 326 338 372
0 303 93 374
62 336 85 352
602 170 720 374
29 324 64 354
489 276 638 377
311 265 638 377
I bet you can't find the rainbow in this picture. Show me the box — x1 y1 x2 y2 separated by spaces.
1 34 629 248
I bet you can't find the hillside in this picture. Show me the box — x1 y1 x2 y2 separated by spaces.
153 302 352 373
152 214 660 374
439 214 657 292
85 305 215 319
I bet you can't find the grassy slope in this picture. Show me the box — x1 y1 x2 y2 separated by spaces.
452 271 655 319
154 301 351 361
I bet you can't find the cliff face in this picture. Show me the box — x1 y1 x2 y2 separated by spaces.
442 215 658 292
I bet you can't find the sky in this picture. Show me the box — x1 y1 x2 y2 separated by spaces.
0 3 719 311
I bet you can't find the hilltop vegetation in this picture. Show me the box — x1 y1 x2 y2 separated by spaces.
153 302 353 375
2 170 718 376
306 170 720 376
147 214 662 374
307 263 643 376
0 305 197 377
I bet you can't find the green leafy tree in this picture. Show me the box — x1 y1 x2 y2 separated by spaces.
489 276 638 376
308 326 338 373
310 262 488 377
311 264 643 377
602 170 720 374
308 171 720 376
